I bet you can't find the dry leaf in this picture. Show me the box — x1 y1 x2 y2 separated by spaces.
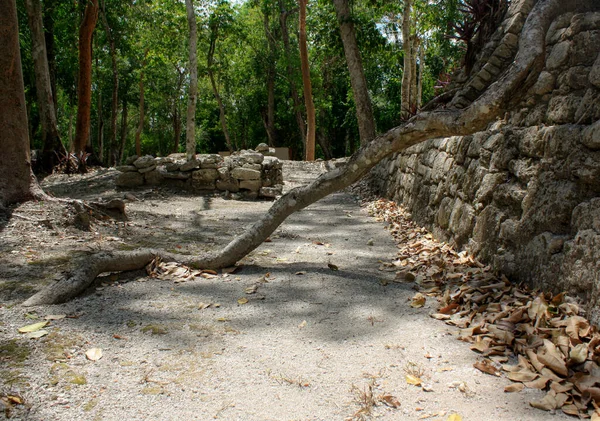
447 415 462 421
411 293 426 308
237 297 249 305
18 321 48 333
85 348 103 361
380 394 401 408
570 343 588 364
295 271 305 275
507 370 539 383
474 359 501 376
328 263 339 271
505 383 525 393
530 391 558 411
406 374 422 386
197 302 212 310
24 330 49 339
298 320 307 328
245 285 259 294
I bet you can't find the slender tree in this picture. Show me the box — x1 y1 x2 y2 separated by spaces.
134 50 148 157
100 0 119 166
74 0 99 171
298 0 315 161
332 0 376 145
24 0 67 172
185 0 199 160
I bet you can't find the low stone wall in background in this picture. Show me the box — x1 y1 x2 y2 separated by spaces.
115 144 284 199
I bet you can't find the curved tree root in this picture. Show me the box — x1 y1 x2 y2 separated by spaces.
23 0 598 307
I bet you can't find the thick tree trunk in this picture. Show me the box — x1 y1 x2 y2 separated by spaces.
22 0 597 307
299 0 315 161
0 0 44 207
74 0 99 171
100 0 119 167
401 0 413 120
263 12 277 147
135 50 147 157
185 0 198 160
332 0 376 145
279 4 306 149
25 0 66 173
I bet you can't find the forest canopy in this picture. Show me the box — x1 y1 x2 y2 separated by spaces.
17 0 472 166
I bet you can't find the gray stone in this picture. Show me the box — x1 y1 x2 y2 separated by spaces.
165 161 182 172
199 154 224 169
546 95 581 124
255 143 269 152
239 179 261 191
125 155 138 165
262 156 282 169
546 41 571 70
133 155 155 169
260 186 282 198
138 164 157 174
582 120 600 149
231 167 261 180
243 163 262 171
180 159 200 172
241 152 264 164
475 173 506 204
571 30 600 66
531 71 555 95
116 165 138 172
144 168 163 185
564 66 590 90
116 171 144 187
590 52 600 88
216 178 240 192
191 169 218 189
163 171 190 180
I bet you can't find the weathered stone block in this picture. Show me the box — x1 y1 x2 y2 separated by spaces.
216 178 239 192
116 165 137 172
192 169 218 183
144 168 163 185
180 159 200 172
590 52 600 88
116 171 144 187
546 41 571 70
133 155 155 169
239 179 261 191
531 71 555 95
476 173 506 204
582 120 600 149
232 167 261 180
243 163 262 171
163 171 190 180
260 185 282 198
546 95 581 124
138 164 157 174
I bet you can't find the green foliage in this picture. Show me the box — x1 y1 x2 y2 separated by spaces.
17 0 466 162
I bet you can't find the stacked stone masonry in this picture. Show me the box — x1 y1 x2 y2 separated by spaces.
369 11 600 322
116 144 284 200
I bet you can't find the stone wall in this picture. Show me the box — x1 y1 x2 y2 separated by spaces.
369 9 600 322
116 144 284 200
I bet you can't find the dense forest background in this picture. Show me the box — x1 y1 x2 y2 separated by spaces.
17 0 476 166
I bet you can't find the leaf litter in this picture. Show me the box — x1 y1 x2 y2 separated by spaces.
366 198 600 418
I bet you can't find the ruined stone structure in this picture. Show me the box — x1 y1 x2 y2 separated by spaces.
369 6 600 321
115 144 284 199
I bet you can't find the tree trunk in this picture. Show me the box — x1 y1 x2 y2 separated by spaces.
0 0 44 207
417 43 424 110
299 0 315 161
100 0 119 167
263 11 277 147
25 0 66 173
172 103 181 154
410 35 419 115
74 0 98 172
22 0 597 306
135 50 147 158
119 96 128 163
43 0 58 113
96 74 104 163
185 0 198 161
401 0 413 120
333 0 376 145
279 4 306 149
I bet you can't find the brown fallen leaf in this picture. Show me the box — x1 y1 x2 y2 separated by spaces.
530 390 559 411
237 297 249 305
328 263 339 271
473 359 501 377
245 285 259 294
411 293 426 308
379 394 401 408
505 383 525 393
85 348 103 361
406 374 422 386
438 303 460 314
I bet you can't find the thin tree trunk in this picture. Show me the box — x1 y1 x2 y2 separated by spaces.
332 0 376 145
135 50 147 157
401 0 413 120
410 36 419 115
299 0 315 161
96 76 104 163
43 0 58 113
417 43 424 110
279 3 306 148
263 11 277 147
119 96 128 163
172 103 181 154
25 0 66 173
185 0 198 160
74 0 99 171
0 0 44 207
100 0 119 167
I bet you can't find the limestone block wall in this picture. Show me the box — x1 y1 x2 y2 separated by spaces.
369 10 600 322
116 146 284 199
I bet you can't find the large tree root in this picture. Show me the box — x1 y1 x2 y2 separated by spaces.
22 0 598 307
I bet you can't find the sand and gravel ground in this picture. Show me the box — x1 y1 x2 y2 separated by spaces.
0 162 570 420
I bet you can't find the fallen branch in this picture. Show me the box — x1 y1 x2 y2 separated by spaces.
22 0 598 307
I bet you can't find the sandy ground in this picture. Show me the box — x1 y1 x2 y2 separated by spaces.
0 162 570 420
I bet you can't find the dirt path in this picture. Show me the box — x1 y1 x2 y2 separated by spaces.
0 163 569 420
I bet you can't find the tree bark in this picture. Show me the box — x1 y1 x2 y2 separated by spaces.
0 0 44 207
299 0 315 161
25 0 67 173
333 0 376 145
21 0 598 306
279 3 306 149
263 11 277 147
401 0 413 120
100 0 119 167
43 0 58 113
417 43 424 110
135 50 147 158
207 22 233 152
74 0 99 171
119 96 128 163
185 0 198 160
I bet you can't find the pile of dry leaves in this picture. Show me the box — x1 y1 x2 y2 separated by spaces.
366 198 600 419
